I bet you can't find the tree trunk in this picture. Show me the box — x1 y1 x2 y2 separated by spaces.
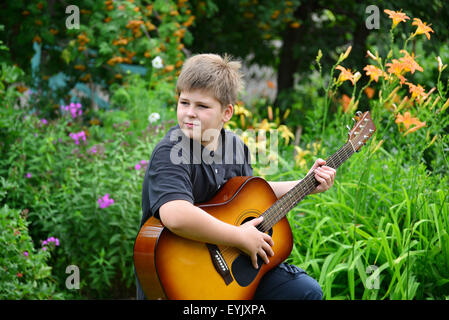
274 0 319 112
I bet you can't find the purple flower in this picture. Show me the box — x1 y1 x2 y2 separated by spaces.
23 251 29 257
135 160 147 171
62 102 83 119
41 236 60 249
40 118 48 125
25 172 32 178
69 131 86 145
88 146 98 154
98 193 114 209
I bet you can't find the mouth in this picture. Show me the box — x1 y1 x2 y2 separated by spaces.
184 122 199 129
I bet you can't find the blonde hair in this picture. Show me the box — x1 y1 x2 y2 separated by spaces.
176 53 245 107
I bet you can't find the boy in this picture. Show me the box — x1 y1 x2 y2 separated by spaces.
137 53 336 300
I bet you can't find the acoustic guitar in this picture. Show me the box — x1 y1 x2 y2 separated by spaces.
134 111 376 300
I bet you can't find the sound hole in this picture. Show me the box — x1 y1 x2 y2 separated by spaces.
231 216 273 287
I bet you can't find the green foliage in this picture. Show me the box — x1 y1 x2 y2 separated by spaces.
259 13 449 299
0 0 197 118
0 198 63 299
0 70 174 298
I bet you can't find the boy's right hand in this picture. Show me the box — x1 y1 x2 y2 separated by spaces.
237 216 274 269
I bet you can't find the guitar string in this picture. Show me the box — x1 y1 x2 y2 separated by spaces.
261 124 372 232
217 131 369 260
264 143 353 229
218 142 354 258
258 142 355 232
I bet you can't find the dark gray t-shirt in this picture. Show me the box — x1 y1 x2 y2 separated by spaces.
140 124 253 227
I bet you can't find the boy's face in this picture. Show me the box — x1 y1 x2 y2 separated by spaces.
177 89 233 150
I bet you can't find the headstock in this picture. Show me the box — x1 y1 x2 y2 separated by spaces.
347 111 376 152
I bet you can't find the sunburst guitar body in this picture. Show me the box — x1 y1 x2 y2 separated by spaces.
134 176 293 300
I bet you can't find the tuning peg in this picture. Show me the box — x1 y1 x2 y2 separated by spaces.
356 111 363 117
346 125 351 131
352 118 356 123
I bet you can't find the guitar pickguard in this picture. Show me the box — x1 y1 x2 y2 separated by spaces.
231 227 273 287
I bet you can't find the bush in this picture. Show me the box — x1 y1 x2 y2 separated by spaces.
0 191 64 299
0 72 176 298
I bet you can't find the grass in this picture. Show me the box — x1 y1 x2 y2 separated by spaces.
285 142 449 299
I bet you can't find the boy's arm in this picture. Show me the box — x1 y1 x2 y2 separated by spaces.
267 158 337 199
159 200 274 269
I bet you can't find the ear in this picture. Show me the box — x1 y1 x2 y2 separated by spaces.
222 104 233 122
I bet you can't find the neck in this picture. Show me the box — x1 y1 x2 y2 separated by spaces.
201 126 224 151
258 141 355 232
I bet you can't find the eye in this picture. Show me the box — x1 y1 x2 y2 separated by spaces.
199 105 208 108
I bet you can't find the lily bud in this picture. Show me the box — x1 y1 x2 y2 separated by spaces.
353 71 362 83
339 46 352 62
437 56 447 72
367 50 378 61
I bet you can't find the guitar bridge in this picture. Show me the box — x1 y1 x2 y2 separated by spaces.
206 243 233 286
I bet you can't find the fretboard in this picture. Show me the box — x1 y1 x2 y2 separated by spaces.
258 141 355 232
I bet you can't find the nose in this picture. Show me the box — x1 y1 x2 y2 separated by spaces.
186 105 197 118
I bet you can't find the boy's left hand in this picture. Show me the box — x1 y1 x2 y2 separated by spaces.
307 158 336 194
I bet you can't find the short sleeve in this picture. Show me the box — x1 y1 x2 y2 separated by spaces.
242 142 253 176
142 143 193 223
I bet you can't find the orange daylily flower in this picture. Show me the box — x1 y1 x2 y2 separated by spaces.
363 65 385 82
335 65 356 85
74 64 86 71
384 9 410 28
385 59 407 84
404 121 426 135
405 82 426 100
385 50 423 85
412 18 434 40
290 22 301 28
395 111 425 131
364 87 375 99
33 35 42 44
398 50 423 74
340 94 352 112
107 56 125 66
126 20 143 30
16 85 28 93
112 38 128 46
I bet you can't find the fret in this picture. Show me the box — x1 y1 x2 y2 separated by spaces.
261 142 355 231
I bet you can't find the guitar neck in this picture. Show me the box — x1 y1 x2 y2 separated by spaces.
258 141 355 232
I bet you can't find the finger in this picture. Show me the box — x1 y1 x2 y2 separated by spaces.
321 166 336 177
315 173 328 187
252 254 258 269
263 233 274 247
263 241 275 257
252 216 263 225
258 248 269 265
